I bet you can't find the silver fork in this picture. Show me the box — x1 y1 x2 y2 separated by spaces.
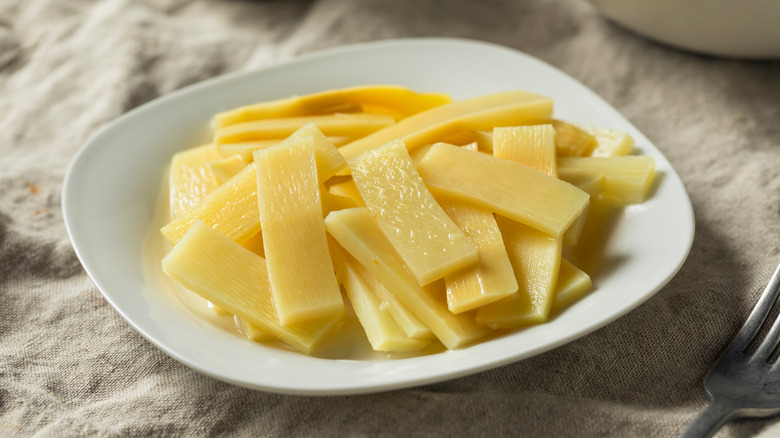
680 263 780 438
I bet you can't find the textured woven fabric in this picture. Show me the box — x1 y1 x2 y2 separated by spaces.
2 0 780 436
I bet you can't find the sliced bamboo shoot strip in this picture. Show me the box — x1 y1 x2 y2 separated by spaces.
215 113 394 146
213 85 451 128
161 162 261 245
475 215 562 328
558 156 655 204
415 143 589 238
325 207 488 349
162 221 340 354
437 198 518 314
341 259 430 352
338 90 553 162
577 125 635 157
350 140 478 286
493 125 557 176
552 119 597 157
254 137 343 325
351 261 434 339
168 144 221 220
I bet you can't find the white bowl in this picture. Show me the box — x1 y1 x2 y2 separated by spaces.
589 0 780 59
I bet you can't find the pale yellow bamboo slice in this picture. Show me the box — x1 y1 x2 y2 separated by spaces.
341 259 431 352
493 125 557 176
415 143 589 238
215 113 395 146
349 140 478 286
552 258 592 312
476 125 563 328
324 207 488 349
577 125 635 157
285 122 348 182
220 136 351 162
558 156 655 204
437 198 518 314
338 90 553 162
168 144 222 219
551 119 597 157
351 261 434 339
207 154 249 184
213 85 451 128
161 221 340 354
254 137 344 326
475 215 562 328
161 162 261 245
161 125 348 245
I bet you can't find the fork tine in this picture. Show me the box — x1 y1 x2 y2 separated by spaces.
726 264 780 354
752 265 780 359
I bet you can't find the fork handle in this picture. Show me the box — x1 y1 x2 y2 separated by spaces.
678 401 738 438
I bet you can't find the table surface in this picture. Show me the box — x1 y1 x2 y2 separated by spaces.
2 0 780 436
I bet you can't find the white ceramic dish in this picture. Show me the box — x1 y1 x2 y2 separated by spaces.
62 38 694 395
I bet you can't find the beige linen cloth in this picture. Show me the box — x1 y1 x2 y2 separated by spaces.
2 0 780 436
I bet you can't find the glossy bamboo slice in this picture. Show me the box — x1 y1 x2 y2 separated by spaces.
437 198 518 314
350 140 478 286
161 161 261 245
341 259 431 352
558 156 655 204
254 137 343 325
351 261 434 339
551 119 597 157
415 143 589 238
578 125 635 157
168 144 221 219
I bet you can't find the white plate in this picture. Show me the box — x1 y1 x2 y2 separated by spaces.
62 38 694 395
